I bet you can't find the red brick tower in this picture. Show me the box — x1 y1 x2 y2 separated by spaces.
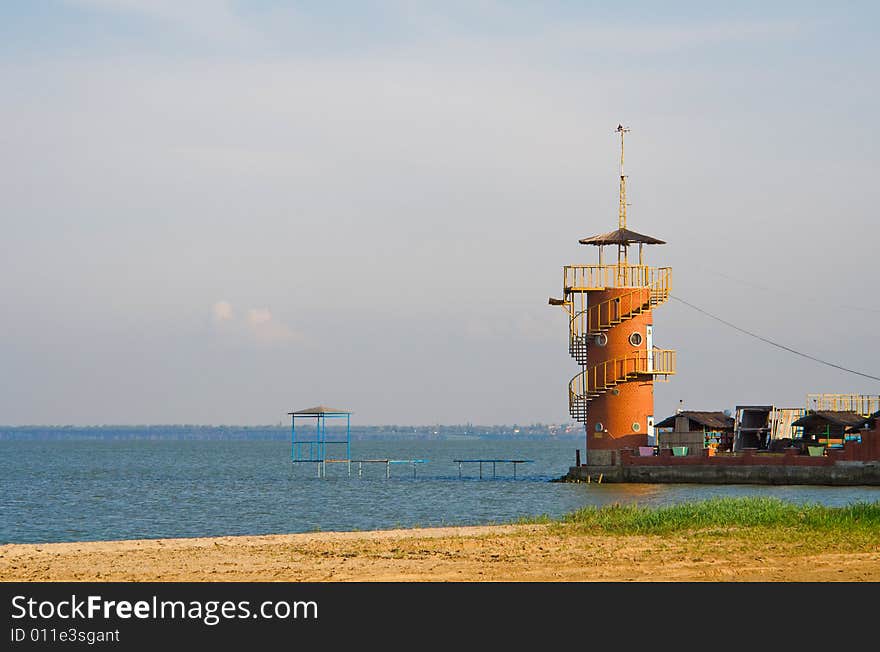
550 126 675 465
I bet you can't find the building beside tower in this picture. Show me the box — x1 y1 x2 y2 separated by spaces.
550 128 880 484
550 125 675 466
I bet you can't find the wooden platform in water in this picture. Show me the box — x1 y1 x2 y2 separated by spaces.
291 458 427 478
453 459 534 479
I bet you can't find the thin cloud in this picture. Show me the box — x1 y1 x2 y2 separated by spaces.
64 0 260 45
548 20 811 54
212 300 233 322
246 307 272 326
209 302 300 344
246 308 300 344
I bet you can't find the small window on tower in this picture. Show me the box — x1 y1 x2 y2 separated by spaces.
595 422 604 432
595 333 608 346
629 332 643 347
632 422 641 432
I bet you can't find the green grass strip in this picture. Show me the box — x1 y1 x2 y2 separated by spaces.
553 497 880 535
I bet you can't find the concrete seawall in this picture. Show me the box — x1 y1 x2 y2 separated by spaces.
565 461 880 485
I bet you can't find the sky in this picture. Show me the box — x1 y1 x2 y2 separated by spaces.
1 1 878 426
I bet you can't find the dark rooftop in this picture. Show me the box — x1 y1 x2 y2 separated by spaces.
846 409 880 432
656 411 734 430
578 227 666 246
791 410 865 428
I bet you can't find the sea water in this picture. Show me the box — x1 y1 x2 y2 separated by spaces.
2 438 879 544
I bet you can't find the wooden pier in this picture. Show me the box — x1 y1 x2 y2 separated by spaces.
292 458 428 479
453 459 534 479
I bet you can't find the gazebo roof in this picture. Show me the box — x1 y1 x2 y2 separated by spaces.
288 405 352 415
791 410 865 429
578 227 665 246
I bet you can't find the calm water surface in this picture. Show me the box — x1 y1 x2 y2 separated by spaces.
2 439 879 544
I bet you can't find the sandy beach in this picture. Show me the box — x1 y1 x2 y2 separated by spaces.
3 523 879 582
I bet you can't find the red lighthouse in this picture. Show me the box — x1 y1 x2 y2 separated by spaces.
550 126 675 466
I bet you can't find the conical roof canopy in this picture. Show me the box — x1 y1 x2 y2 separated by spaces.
288 405 352 415
578 227 665 246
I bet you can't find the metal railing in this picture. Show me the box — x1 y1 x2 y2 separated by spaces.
564 264 671 292
570 287 651 345
569 349 676 407
567 266 671 357
807 394 880 417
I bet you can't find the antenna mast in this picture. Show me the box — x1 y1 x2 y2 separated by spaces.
616 124 630 265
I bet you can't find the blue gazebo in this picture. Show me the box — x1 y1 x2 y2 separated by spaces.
289 405 352 464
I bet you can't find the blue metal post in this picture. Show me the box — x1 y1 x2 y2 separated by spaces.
346 413 351 461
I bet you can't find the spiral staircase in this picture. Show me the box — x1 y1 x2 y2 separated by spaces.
564 266 675 423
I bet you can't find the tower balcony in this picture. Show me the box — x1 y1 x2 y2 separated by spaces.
560 265 672 359
564 264 671 295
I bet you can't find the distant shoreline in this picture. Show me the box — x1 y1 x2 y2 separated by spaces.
0 424 582 441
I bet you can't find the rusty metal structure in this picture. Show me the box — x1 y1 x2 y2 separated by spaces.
550 125 675 465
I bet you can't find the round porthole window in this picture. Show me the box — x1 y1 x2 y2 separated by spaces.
632 422 641 432
629 332 643 347
595 333 608 346
595 422 604 432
